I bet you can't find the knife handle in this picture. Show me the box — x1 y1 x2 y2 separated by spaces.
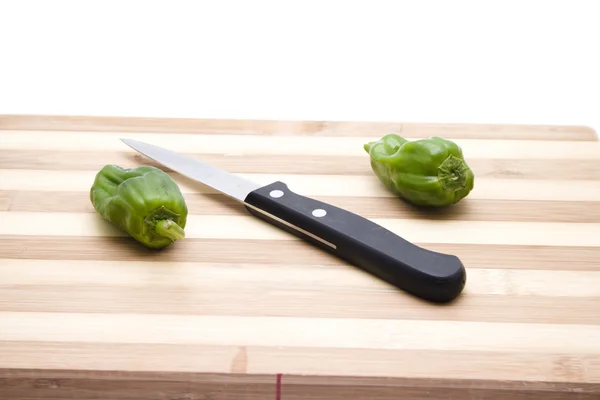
243 181 467 303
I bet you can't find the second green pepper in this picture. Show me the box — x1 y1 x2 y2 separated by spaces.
90 165 188 249
363 134 475 207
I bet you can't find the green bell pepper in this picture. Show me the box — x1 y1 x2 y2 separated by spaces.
363 134 475 207
90 165 188 249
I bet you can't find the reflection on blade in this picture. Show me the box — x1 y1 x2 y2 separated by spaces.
120 138 262 202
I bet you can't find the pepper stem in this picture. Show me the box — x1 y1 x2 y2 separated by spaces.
437 155 471 192
155 219 185 242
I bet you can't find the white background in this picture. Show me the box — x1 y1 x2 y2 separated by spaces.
1 0 598 135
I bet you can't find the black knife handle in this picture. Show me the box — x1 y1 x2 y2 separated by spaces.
243 181 466 303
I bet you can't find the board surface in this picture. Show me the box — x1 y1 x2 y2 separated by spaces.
1 115 599 399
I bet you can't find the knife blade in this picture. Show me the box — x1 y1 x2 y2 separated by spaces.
121 138 467 303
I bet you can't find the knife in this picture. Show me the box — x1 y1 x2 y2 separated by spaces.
121 138 467 303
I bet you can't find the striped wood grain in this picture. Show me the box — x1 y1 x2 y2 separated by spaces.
4 191 600 222
0 115 599 399
2 211 600 246
3 169 600 201
3 130 600 158
4 149 600 180
1 113 597 140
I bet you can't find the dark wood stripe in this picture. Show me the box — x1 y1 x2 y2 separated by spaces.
0 360 274 399
0 380 274 400
281 379 600 400
2 150 600 180
1 236 599 271
1 345 599 399
1 114 597 140
3 191 600 223
1 286 597 325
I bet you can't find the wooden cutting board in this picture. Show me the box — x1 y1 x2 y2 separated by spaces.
1 115 599 399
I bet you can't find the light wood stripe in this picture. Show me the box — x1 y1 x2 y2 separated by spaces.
3 169 600 202
3 260 598 298
261 348 600 385
0 342 243 375
3 286 596 325
2 131 600 158
1 343 599 387
1 262 598 325
2 211 599 247
2 236 598 271
3 191 600 223
1 312 599 354
399 121 599 141
1 114 597 140
4 150 600 181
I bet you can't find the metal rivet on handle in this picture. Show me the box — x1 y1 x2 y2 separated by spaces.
270 190 284 198
312 208 327 217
